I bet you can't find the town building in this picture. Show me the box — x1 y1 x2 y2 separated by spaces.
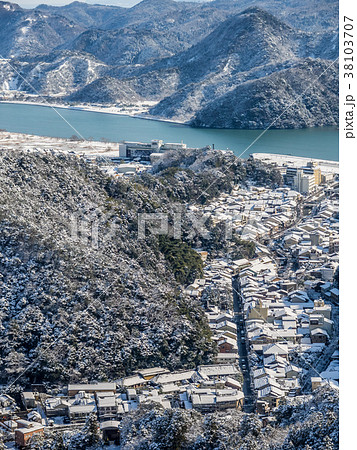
14 421 44 447
293 169 316 194
67 383 116 397
119 140 187 161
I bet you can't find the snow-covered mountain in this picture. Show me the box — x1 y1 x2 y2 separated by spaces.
0 0 338 129
69 7 339 128
0 1 85 58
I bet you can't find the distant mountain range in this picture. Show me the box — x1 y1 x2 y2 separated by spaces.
0 0 338 129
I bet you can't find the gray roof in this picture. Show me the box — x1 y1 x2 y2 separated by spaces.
68 382 116 391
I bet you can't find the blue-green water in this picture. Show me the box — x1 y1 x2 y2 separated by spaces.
0 102 338 161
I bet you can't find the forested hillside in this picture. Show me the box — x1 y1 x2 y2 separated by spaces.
0 147 278 385
0 149 215 384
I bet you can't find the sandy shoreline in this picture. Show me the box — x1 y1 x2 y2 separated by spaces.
0 130 120 157
0 99 187 126
0 130 338 169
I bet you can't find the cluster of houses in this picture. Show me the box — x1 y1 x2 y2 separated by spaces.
184 257 248 362
188 185 302 242
184 174 339 413
0 364 246 445
182 245 336 413
235 184 338 410
236 255 336 410
117 365 244 413
184 258 234 309
0 394 46 447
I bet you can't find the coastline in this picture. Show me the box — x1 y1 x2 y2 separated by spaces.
251 152 339 174
0 100 339 162
0 99 187 126
0 129 120 158
0 130 338 167
0 100 340 131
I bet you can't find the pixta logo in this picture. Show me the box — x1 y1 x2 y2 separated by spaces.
137 212 235 241
70 207 119 249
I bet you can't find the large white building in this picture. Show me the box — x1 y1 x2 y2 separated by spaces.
293 169 316 194
119 140 187 160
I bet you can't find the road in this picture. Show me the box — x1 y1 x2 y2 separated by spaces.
230 185 335 407
232 276 255 413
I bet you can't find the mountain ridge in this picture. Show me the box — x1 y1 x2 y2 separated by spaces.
0 1 339 129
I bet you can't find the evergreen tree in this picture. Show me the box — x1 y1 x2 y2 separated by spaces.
82 413 101 448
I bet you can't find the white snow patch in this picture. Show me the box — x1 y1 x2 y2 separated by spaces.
20 26 30 35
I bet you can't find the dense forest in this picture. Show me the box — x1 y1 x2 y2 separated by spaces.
0 147 280 385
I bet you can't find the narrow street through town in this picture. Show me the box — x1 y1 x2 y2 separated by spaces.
230 185 336 412
232 276 255 413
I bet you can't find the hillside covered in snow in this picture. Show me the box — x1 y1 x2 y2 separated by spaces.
0 0 338 129
0 145 281 384
0 148 215 384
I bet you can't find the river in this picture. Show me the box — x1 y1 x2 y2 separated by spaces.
0 102 338 161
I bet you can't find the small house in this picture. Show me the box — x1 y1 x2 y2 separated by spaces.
310 328 329 344
15 422 44 448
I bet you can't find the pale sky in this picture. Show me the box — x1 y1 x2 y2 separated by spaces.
14 0 206 10
15 0 141 8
